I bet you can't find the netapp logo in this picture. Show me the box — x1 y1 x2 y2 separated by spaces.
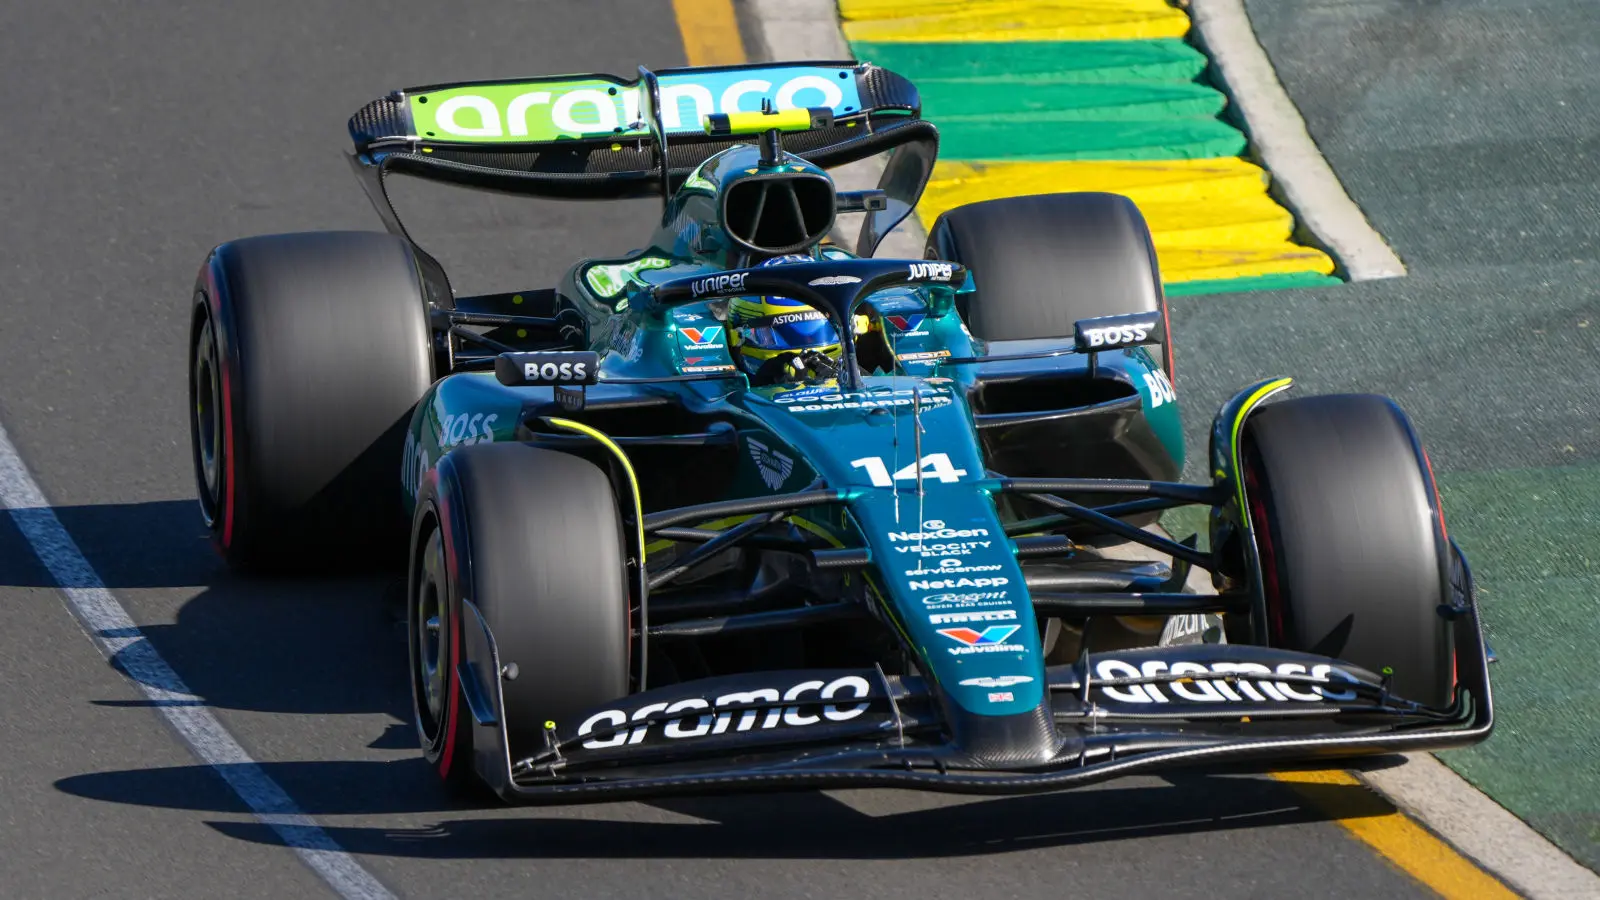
908 577 1008 591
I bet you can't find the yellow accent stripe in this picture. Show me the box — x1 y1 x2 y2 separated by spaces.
545 419 647 565
919 159 1336 285
1229 377 1292 512
671 0 747 66
1273 771 1518 899
840 0 1188 43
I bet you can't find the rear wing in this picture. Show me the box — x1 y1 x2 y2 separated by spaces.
346 61 936 202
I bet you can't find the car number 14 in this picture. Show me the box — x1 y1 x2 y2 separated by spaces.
850 453 969 487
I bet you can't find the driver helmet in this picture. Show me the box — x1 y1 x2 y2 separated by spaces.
728 254 842 382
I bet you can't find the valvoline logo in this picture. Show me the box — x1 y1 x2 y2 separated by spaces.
886 314 924 332
938 625 1020 647
680 326 723 346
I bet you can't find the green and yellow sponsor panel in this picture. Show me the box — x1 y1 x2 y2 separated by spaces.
840 0 1338 294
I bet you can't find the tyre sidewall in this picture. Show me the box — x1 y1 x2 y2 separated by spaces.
1244 395 1454 708
192 231 433 571
408 470 479 793
926 192 1173 375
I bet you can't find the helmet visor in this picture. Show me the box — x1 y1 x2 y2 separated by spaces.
739 310 839 352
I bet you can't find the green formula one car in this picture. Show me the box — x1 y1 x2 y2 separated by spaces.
186 61 1491 802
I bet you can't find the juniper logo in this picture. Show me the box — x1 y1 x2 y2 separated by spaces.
411 67 860 142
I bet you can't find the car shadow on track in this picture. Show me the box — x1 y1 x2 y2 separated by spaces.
22 500 1398 861
54 761 1395 860
1 498 413 721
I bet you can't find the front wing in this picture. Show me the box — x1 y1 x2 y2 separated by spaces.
458 549 1492 804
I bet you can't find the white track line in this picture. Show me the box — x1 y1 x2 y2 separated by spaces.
0 421 394 900
1360 754 1600 899
1189 0 1407 280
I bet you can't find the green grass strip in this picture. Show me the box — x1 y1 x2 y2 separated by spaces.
851 39 1208 85
1435 465 1600 872
1164 272 1343 296
938 118 1247 161
923 81 1225 124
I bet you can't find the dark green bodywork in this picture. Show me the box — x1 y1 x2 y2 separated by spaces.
401 142 1185 723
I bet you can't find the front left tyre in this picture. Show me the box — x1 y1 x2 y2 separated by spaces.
188 231 434 571
1241 394 1456 709
410 443 632 796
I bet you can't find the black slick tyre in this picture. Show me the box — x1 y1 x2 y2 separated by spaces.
1242 394 1454 709
189 231 434 572
925 191 1172 375
409 443 631 795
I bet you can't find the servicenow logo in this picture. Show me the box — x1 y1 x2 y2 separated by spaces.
411 67 862 142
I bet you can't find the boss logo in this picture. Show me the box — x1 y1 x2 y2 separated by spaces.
524 360 589 381
495 351 601 387
1074 312 1162 352
1084 323 1151 347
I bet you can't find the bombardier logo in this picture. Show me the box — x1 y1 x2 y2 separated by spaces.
575 674 872 749
776 387 951 414
691 272 746 297
1094 659 1360 704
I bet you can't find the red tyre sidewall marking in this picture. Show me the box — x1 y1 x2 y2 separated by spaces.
1421 448 1457 690
1159 296 1175 380
434 482 462 779
1244 457 1284 645
203 272 238 551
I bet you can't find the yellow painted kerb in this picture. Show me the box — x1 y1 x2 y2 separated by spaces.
672 0 747 66
919 160 1336 284
840 0 1188 43
1274 770 1518 899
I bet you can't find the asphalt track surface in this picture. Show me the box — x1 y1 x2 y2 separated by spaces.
1233 0 1600 874
0 2 1462 898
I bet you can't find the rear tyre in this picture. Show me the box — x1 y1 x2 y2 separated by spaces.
925 191 1172 375
410 443 631 794
189 231 434 572
1242 394 1454 708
